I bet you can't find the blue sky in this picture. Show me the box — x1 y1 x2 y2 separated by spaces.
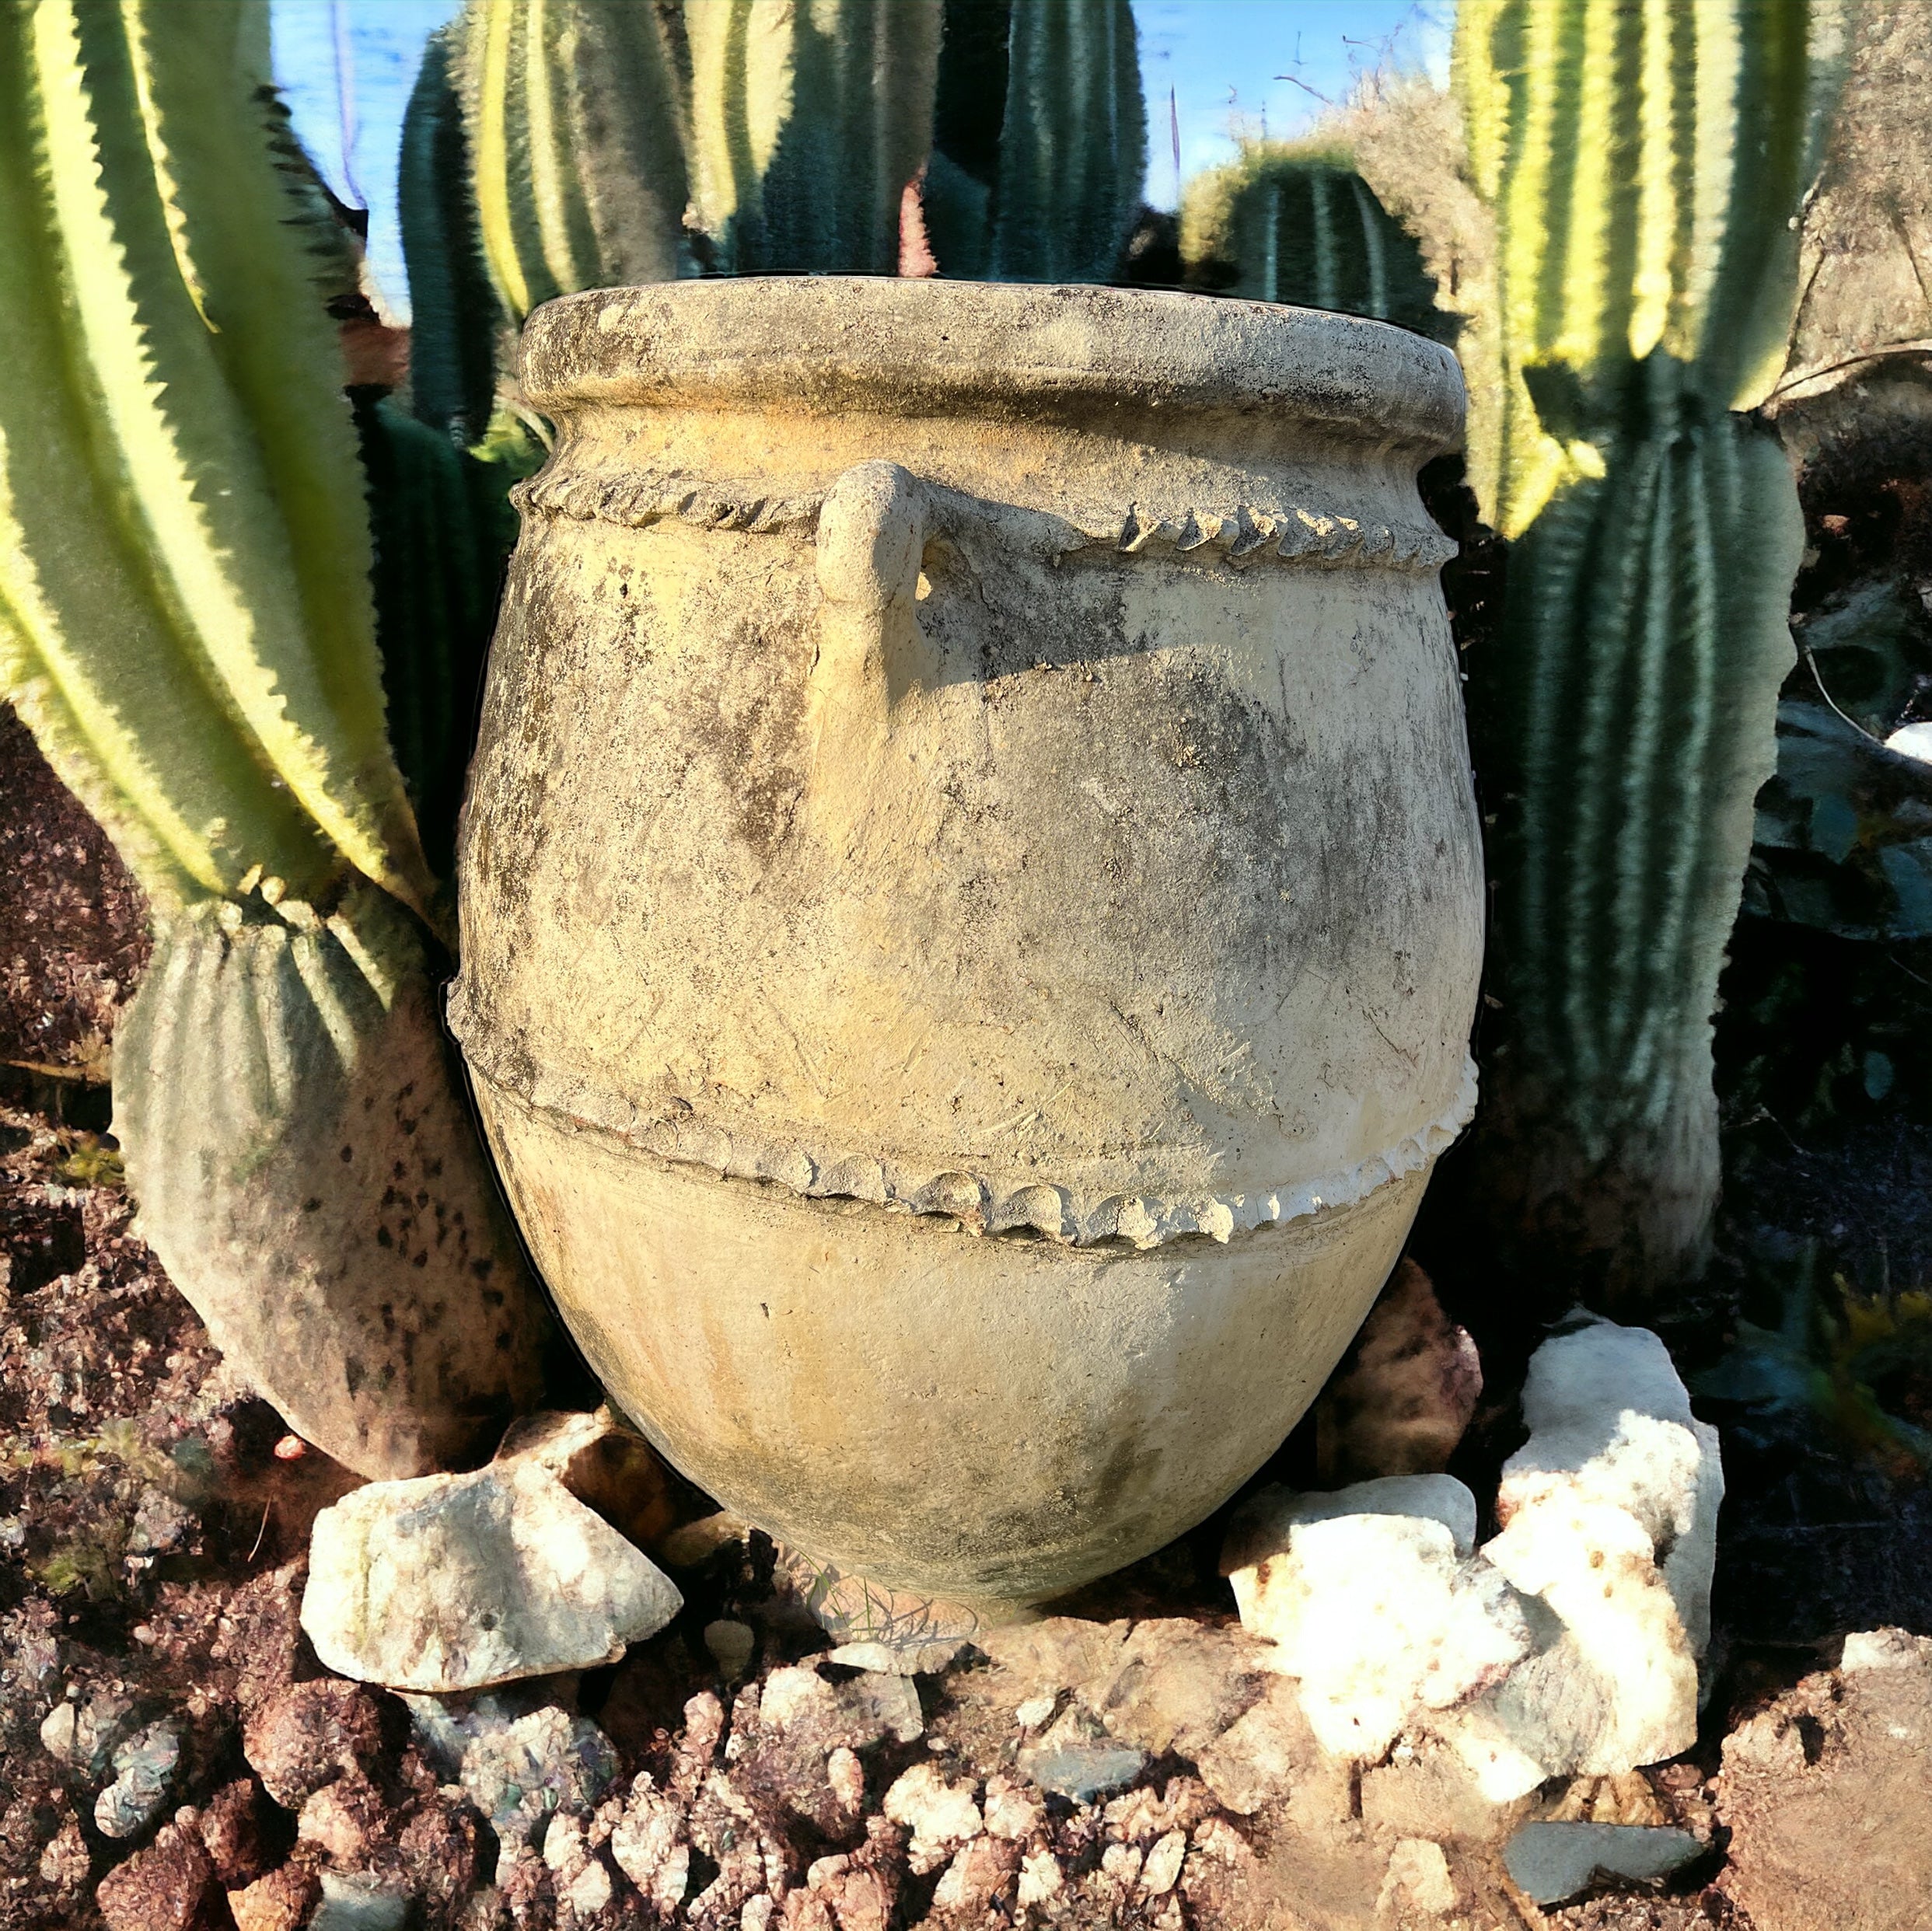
271 0 1452 320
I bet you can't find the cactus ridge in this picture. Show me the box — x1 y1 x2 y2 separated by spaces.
462 0 690 324
687 0 940 277
0 0 431 917
1179 144 1438 333
1501 398 1802 1160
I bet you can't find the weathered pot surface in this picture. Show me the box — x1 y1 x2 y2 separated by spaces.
453 277 1482 1613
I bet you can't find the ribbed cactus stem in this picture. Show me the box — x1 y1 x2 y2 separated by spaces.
0 0 548 1475
462 0 690 323
1179 144 1438 333
687 0 940 275
400 21 498 444
985 0 1144 283
1485 395 1804 1284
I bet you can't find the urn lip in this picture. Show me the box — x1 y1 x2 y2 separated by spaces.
518 276 1466 456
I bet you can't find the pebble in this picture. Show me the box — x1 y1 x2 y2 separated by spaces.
702 1618 756 1678
243 1679 386 1809
309 1870 412 1931
302 1461 683 1692
94 1821 224 1931
1378 1836 1458 1916
40 1688 132 1776
1502 1821 1702 1905
1018 1739 1148 1802
882 1761 983 1868
95 1720 182 1838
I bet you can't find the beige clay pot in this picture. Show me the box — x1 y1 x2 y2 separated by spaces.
452 278 1482 1615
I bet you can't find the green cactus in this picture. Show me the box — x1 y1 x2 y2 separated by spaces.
399 20 498 445
0 0 546 1475
1458 0 1846 540
1453 0 1848 1296
461 0 691 323
926 0 1145 283
686 0 941 275
1178 142 1440 333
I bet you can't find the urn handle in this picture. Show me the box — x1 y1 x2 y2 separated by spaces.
812 461 927 711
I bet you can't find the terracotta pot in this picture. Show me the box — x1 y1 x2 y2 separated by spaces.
452 278 1481 1613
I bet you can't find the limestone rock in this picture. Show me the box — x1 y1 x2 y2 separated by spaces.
1315 1259 1483 1482
1719 1632 1932 1931
1224 1475 1530 1758
302 1461 682 1691
1018 1738 1147 1802
1472 1318 1718 1781
1502 1821 1702 1906
40 1687 131 1776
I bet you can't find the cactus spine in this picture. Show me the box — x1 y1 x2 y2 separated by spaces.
1179 145 1439 333
0 0 547 1475
1455 0 1846 1295
927 0 1145 283
686 0 941 275
461 0 690 323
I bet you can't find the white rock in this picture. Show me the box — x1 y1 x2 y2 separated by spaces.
1225 1477 1529 1759
1501 1821 1701 1905
882 1762 982 1863
1378 1837 1458 1916
825 1636 966 1676
1841 1626 1932 1672
301 1463 683 1692
1885 720 1932 764
1141 1829 1187 1895
1016 1849 1064 1907
610 1779 690 1915
1473 1319 1716 1778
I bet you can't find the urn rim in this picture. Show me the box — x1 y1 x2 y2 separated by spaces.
518 275 1466 456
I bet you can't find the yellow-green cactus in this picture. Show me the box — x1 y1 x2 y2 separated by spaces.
0 0 433 918
927 0 1146 284
1458 0 1846 538
460 0 691 323
0 0 547 1477
686 0 941 275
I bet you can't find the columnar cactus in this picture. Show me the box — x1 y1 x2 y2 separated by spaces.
460 0 690 323
1179 144 1439 333
0 0 547 1475
1454 0 1847 1295
927 0 1145 283
399 20 498 444
686 0 941 275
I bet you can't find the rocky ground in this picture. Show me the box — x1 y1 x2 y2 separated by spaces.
2 1071 1928 1931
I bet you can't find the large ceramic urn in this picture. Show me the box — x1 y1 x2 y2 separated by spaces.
452 278 1482 1614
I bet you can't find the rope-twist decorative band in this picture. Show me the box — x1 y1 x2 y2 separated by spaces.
511 467 1458 574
